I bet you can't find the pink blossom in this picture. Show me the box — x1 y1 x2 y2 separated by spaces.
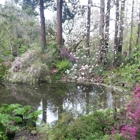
111 127 116 135
121 125 138 140
134 83 140 94
120 83 140 139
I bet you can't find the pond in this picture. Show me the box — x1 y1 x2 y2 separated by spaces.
0 82 127 124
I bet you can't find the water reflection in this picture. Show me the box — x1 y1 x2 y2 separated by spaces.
0 82 127 123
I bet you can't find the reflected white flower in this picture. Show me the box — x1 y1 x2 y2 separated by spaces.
75 76 77 79
81 72 84 75
77 86 80 89
66 70 70 74
85 65 89 69
90 79 93 82
82 67 85 70
74 64 77 67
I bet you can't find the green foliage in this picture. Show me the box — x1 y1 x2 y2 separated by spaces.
48 109 117 140
42 43 60 68
0 103 41 139
0 5 40 57
104 69 124 86
120 51 140 86
62 0 78 23
103 51 140 89
51 74 61 81
0 58 7 80
19 45 27 55
113 53 125 67
55 59 72 73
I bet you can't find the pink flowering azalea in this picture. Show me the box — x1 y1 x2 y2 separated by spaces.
134 83 140 94
121 125 138 140
120 83 140 140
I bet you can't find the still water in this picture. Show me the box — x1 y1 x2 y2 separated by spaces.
0 82 127 123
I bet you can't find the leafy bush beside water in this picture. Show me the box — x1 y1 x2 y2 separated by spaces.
0 104 41 140
47 110 125 140
0 104 125 140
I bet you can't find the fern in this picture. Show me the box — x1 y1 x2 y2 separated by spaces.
55 59 72 73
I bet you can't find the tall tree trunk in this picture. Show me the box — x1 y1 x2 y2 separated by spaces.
105 0 111 51
99 0 105 63
86 0 91 57
113 0 120 66
58 98 63 120
57 0 63 46
40 0 46 50
136 5 140 60
9 38 14 56
42 98 47 123
86 92 89 114
114 0 120 53
136 5 140 47
119 0 125 53
129 0 134 57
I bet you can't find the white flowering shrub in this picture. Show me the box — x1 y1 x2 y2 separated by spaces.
11 57 24 72
4 50 50 85
11 50 39 72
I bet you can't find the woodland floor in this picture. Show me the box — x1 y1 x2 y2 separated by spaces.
14 130 47 140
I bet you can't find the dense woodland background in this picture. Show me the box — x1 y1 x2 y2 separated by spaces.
0 0 139 62
0 0 140 85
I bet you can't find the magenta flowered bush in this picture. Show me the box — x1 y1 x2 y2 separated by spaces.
120 83 140 140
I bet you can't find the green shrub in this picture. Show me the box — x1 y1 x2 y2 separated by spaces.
19 45 27 55
0 103 41 140
48 109 117 140
55 59 72 73
0 58 7 80
43 44 61 68
120 51 140 86
113 53 125 67
104 56 139 89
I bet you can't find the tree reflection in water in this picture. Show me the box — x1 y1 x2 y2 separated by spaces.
0 82 127 124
